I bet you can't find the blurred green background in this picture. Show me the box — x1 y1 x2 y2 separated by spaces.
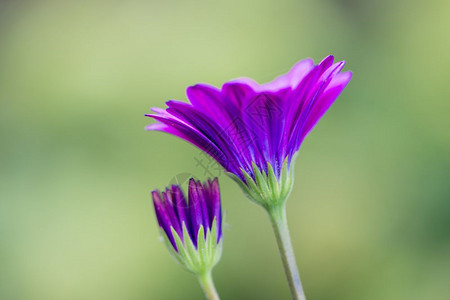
1 0 449 299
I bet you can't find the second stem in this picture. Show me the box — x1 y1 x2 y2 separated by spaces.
267 203 306 300
198 271 220 300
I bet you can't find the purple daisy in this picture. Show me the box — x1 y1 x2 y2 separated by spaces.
146 55 351 206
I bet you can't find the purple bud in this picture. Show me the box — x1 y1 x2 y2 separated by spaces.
152 178 222 251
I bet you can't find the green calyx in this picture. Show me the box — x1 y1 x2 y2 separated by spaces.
228 158 294 209
162 217 222 276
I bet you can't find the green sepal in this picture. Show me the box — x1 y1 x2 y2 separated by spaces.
161 218 222 276
228 158 294 209
161 228 185 265
197 226 206 265
252 162 270 197
267 163 280 199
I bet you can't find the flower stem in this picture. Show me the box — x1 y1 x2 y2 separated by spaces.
267 203 306 300
198 271 220 300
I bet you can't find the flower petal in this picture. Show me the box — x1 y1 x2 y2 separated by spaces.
152 190 178 249
303 71 353 136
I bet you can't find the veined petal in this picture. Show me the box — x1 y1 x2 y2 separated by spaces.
152 190 178 249
228 58 315 92
171 185 192 238
188 179 204 245
206 178 221 240
262 58 315 91
286 58 348 158
302 71 353 137
166 101 246 174
187 84 235 124
146 113 228 168
162 189 182 237
196 179 210 233
221 82 255 109
286 58 315 88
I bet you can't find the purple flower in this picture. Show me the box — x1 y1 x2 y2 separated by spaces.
152 178 222 251
146 56 351 180
147 56 351 206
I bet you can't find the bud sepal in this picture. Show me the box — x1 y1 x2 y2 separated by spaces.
162 218 222 275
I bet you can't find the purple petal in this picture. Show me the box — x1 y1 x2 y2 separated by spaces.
152 190 178 250
286 58 315 88
261 58 315 91
229 58 315 92
171 185 191 237
196 180 210 233
186 84 232 127
188 179 203 246
166 101 246 174
286 59 346 158
208 178 222 241
146 112 227 167
303 71 352 136
221 82 255 109
162 189 182 237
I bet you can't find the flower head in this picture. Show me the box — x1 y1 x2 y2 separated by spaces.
147 56 352 206
152 178 222 274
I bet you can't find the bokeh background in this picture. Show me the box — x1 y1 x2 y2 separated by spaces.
1 0 449 299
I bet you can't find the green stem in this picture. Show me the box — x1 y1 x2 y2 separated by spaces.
267 203 306 300
198 271 220 300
